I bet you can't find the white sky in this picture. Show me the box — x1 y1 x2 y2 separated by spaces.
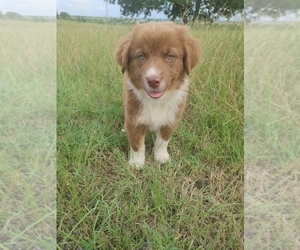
0 0 161 18
0 0 241 19
0 0 56 16
0 0 298 21
56 0 165 18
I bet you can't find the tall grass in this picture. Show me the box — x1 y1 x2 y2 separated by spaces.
57 20 243 249
245 23 300 249
0 20 56 248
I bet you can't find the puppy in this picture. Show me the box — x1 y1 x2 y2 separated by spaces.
115 22 200 168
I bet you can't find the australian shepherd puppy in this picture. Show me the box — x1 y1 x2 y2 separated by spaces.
115 22 201 168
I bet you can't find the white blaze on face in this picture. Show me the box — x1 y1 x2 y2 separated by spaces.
144 67 165 99
145 67 160 79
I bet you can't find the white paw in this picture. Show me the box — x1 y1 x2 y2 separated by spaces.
154 148 170 164
154 134 170 164
129 147 145 169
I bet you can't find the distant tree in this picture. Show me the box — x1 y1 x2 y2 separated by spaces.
245 0 300 21
0 11 3 19
59 11 71 20
76 16 86 22
106 0 243 23
5 11 23 19
107 0 164 18
163 0 192 24
163 0 243 23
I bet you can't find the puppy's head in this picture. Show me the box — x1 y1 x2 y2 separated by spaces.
115 22 201 99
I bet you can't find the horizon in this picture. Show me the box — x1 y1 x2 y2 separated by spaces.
0 0 298 22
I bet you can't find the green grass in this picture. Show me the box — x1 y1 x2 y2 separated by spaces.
0 20 56 248
57 20 243 249
244 23 300 249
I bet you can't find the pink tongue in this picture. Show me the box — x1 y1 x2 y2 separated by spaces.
148 91 164 98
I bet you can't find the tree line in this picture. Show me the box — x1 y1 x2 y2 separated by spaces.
107 0 243 23
245 0 300 21
4 0 298 24
0 11 53 22
0 11 23 19
107 0 300 23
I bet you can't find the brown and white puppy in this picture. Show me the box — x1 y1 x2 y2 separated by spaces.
115 22 200 168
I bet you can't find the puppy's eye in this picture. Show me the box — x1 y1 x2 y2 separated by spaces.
138 54 146 61
166 54 175 61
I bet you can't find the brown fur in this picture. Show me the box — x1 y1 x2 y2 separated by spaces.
115 22 200 164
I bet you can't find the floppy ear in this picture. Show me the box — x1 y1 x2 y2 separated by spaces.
115 35 132 74
183 35 201 75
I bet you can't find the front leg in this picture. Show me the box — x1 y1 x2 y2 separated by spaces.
126 123 147 169
154 126 174 164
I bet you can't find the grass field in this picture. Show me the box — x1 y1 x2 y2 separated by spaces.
57 20 243 249
244 23 300 249
0 20 56 248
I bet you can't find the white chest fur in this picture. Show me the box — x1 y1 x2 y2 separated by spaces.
126 79 189 131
